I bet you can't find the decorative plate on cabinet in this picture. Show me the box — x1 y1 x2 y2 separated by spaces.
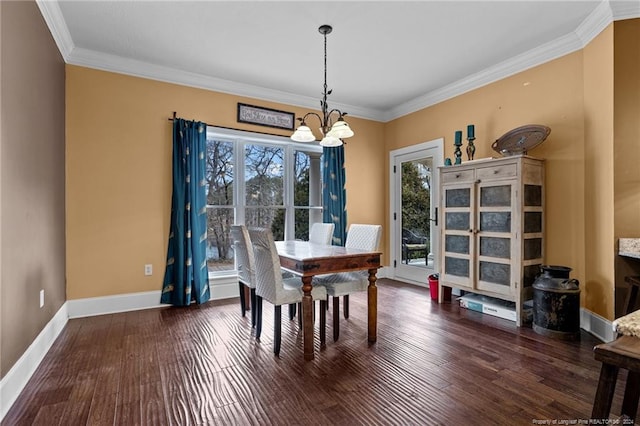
492 124 551 156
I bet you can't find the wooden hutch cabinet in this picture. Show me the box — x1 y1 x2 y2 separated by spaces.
438 156 544 326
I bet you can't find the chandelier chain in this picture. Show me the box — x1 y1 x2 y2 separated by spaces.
322 29 328 127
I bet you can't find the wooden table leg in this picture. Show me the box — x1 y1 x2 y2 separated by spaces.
621 370 640 421
368 268 378 343
591 363 619 420
301 276 315 361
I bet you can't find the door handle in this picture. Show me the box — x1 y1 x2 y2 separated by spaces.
429 207 438 227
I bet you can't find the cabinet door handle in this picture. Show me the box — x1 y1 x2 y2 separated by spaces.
455 173 461 178
493 170 499 174
475 179 481 184
469 229 473 233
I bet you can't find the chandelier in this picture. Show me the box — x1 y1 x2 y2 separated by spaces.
290 25 354 147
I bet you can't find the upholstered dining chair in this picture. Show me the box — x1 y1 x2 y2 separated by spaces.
230 225 258 327
315 224 382 341
249 227 327 356
308 222 335 245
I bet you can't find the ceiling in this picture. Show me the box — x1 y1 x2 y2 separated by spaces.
39 1 639 122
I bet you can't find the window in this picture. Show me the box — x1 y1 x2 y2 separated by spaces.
205 128 323 275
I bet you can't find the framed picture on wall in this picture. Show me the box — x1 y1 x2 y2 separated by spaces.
237 103 295 130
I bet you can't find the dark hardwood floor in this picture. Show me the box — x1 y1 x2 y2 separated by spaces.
2 279 629 425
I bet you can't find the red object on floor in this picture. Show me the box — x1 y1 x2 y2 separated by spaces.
428 274 451 302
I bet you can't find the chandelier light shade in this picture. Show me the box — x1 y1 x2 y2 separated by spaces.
291 25 355 147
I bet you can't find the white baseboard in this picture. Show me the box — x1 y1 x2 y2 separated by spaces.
67 275 240 319
0 302 69 421
377 266 390 280
581 308 615 342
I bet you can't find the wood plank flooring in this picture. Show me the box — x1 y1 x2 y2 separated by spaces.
2 279 630 425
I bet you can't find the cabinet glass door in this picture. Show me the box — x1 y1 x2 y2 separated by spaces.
476 181 514 295
441 183 474 288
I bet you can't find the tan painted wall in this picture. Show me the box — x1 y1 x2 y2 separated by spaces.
583 25 615 319
66 66 385 300
0 1 66 377
386 52 587 299
613 19 640 316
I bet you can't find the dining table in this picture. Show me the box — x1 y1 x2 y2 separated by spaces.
275 240 382 361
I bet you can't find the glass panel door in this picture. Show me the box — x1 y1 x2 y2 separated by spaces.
401 159 432 266
391 140 443 285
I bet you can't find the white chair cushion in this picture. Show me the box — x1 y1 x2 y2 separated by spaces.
315 224 381 297
280 277 327 305
249 227 327 306
309 223 335 245
314 271 369 297
230 225 256 289
345 224 382 251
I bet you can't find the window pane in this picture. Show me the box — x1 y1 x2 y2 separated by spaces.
480 185 511 207
294 151 311 240
294 151 310 207
445 235 469 254
480 236 510 258
246 207 285 240
205 138 235 274
205 139 234 205
295 207 310 240
245 145 284 207
446 188 470 208
445 212 470 230
524 184 542 206
479 261 510 286
524 212 542 233
445 256 469 277
206 207 235 273
480 212 511 232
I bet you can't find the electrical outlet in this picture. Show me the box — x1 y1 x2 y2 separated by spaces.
144 264 153 276
39 290 44 308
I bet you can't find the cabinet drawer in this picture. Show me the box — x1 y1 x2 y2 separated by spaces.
476 163 517 181
441 169 475 183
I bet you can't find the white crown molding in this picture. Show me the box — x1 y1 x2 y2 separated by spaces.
35 0 74 60
66 47 386 122
40 1 639 124
385 1 639 122
574 0 614 46
384 31 584 122
611 0 640 20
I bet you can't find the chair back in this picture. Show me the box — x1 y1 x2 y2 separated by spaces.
345 224 382 251
248 227 286 303
230 225 256 289
309 222 335 245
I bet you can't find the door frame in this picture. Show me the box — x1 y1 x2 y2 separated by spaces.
389 138 444 286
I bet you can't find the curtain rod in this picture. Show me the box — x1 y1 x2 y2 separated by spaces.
168 111 293 140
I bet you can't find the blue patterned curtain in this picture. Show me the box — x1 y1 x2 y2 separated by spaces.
161 118 210 306
322 146 347 246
